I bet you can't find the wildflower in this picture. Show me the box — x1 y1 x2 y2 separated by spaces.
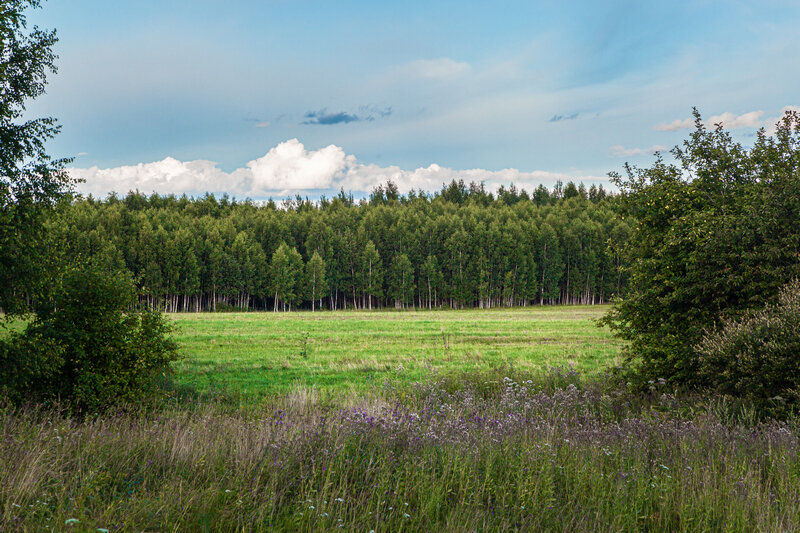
65 518 80 525
309 505 315 509
404 513 411 518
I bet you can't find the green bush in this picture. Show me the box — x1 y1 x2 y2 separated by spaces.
602 109 800 390
697 280 800 413
0 264 179 411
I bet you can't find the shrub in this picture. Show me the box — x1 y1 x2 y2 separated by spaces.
697 280 800 414
602 109 800 390
0 264 179 411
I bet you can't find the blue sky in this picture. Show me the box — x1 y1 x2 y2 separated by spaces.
26 0 800 198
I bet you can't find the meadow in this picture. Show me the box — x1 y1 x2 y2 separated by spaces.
4 306 800 532
171 305 622 398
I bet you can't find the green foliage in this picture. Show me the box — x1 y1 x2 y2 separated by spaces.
0 263 179 411
389 252 415 308
698 280 800 413
304 250 327 311
0 0 75 315
40 180 627 312
603 109 800 390
270 242 303 311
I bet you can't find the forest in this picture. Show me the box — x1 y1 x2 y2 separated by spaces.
45 179 630 312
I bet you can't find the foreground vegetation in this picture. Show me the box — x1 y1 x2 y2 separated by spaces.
3 371 799 532
171 306 622 397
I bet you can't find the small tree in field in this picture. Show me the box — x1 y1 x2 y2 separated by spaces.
0 263 179 411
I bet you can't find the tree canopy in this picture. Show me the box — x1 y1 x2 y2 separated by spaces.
0 0 75 314
602 109 800 389
39 181 628 312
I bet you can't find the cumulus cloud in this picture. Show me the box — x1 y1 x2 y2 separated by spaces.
70 139 608 199
73 157 245 197
655 110 766 132
654 117 694 131
343 163 600 195
764 105 800 136
246 139 351 191
706 110 764 129
609 144 670 157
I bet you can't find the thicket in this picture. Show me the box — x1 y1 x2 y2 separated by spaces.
603 110 800 405
43 180 631 312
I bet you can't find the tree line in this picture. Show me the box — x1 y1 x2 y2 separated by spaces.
43 179 631 312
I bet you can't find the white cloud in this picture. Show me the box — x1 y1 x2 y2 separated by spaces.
655 110 766 132
654 118 694 131
341 163 603 194
609 144 670 157
246 139 351 191
706 110 764 129
764 105 800 136
73 157 245 197
254 121 270 128
70 139 608 198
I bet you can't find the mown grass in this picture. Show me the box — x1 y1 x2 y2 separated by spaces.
170 306 622 398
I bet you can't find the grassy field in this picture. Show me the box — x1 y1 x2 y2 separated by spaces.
6 306 800 532
170 305 623 397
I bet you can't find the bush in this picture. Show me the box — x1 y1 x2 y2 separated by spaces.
697 280 800 414
602 109 800 390
0 264 179 411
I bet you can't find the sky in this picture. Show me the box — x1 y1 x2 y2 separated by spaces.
24 0 800 200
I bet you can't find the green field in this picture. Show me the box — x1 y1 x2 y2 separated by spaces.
171 305 623 396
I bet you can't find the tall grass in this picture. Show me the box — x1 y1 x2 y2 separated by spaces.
2 371 799 532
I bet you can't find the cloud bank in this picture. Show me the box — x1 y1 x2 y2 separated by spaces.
71 139 606 199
